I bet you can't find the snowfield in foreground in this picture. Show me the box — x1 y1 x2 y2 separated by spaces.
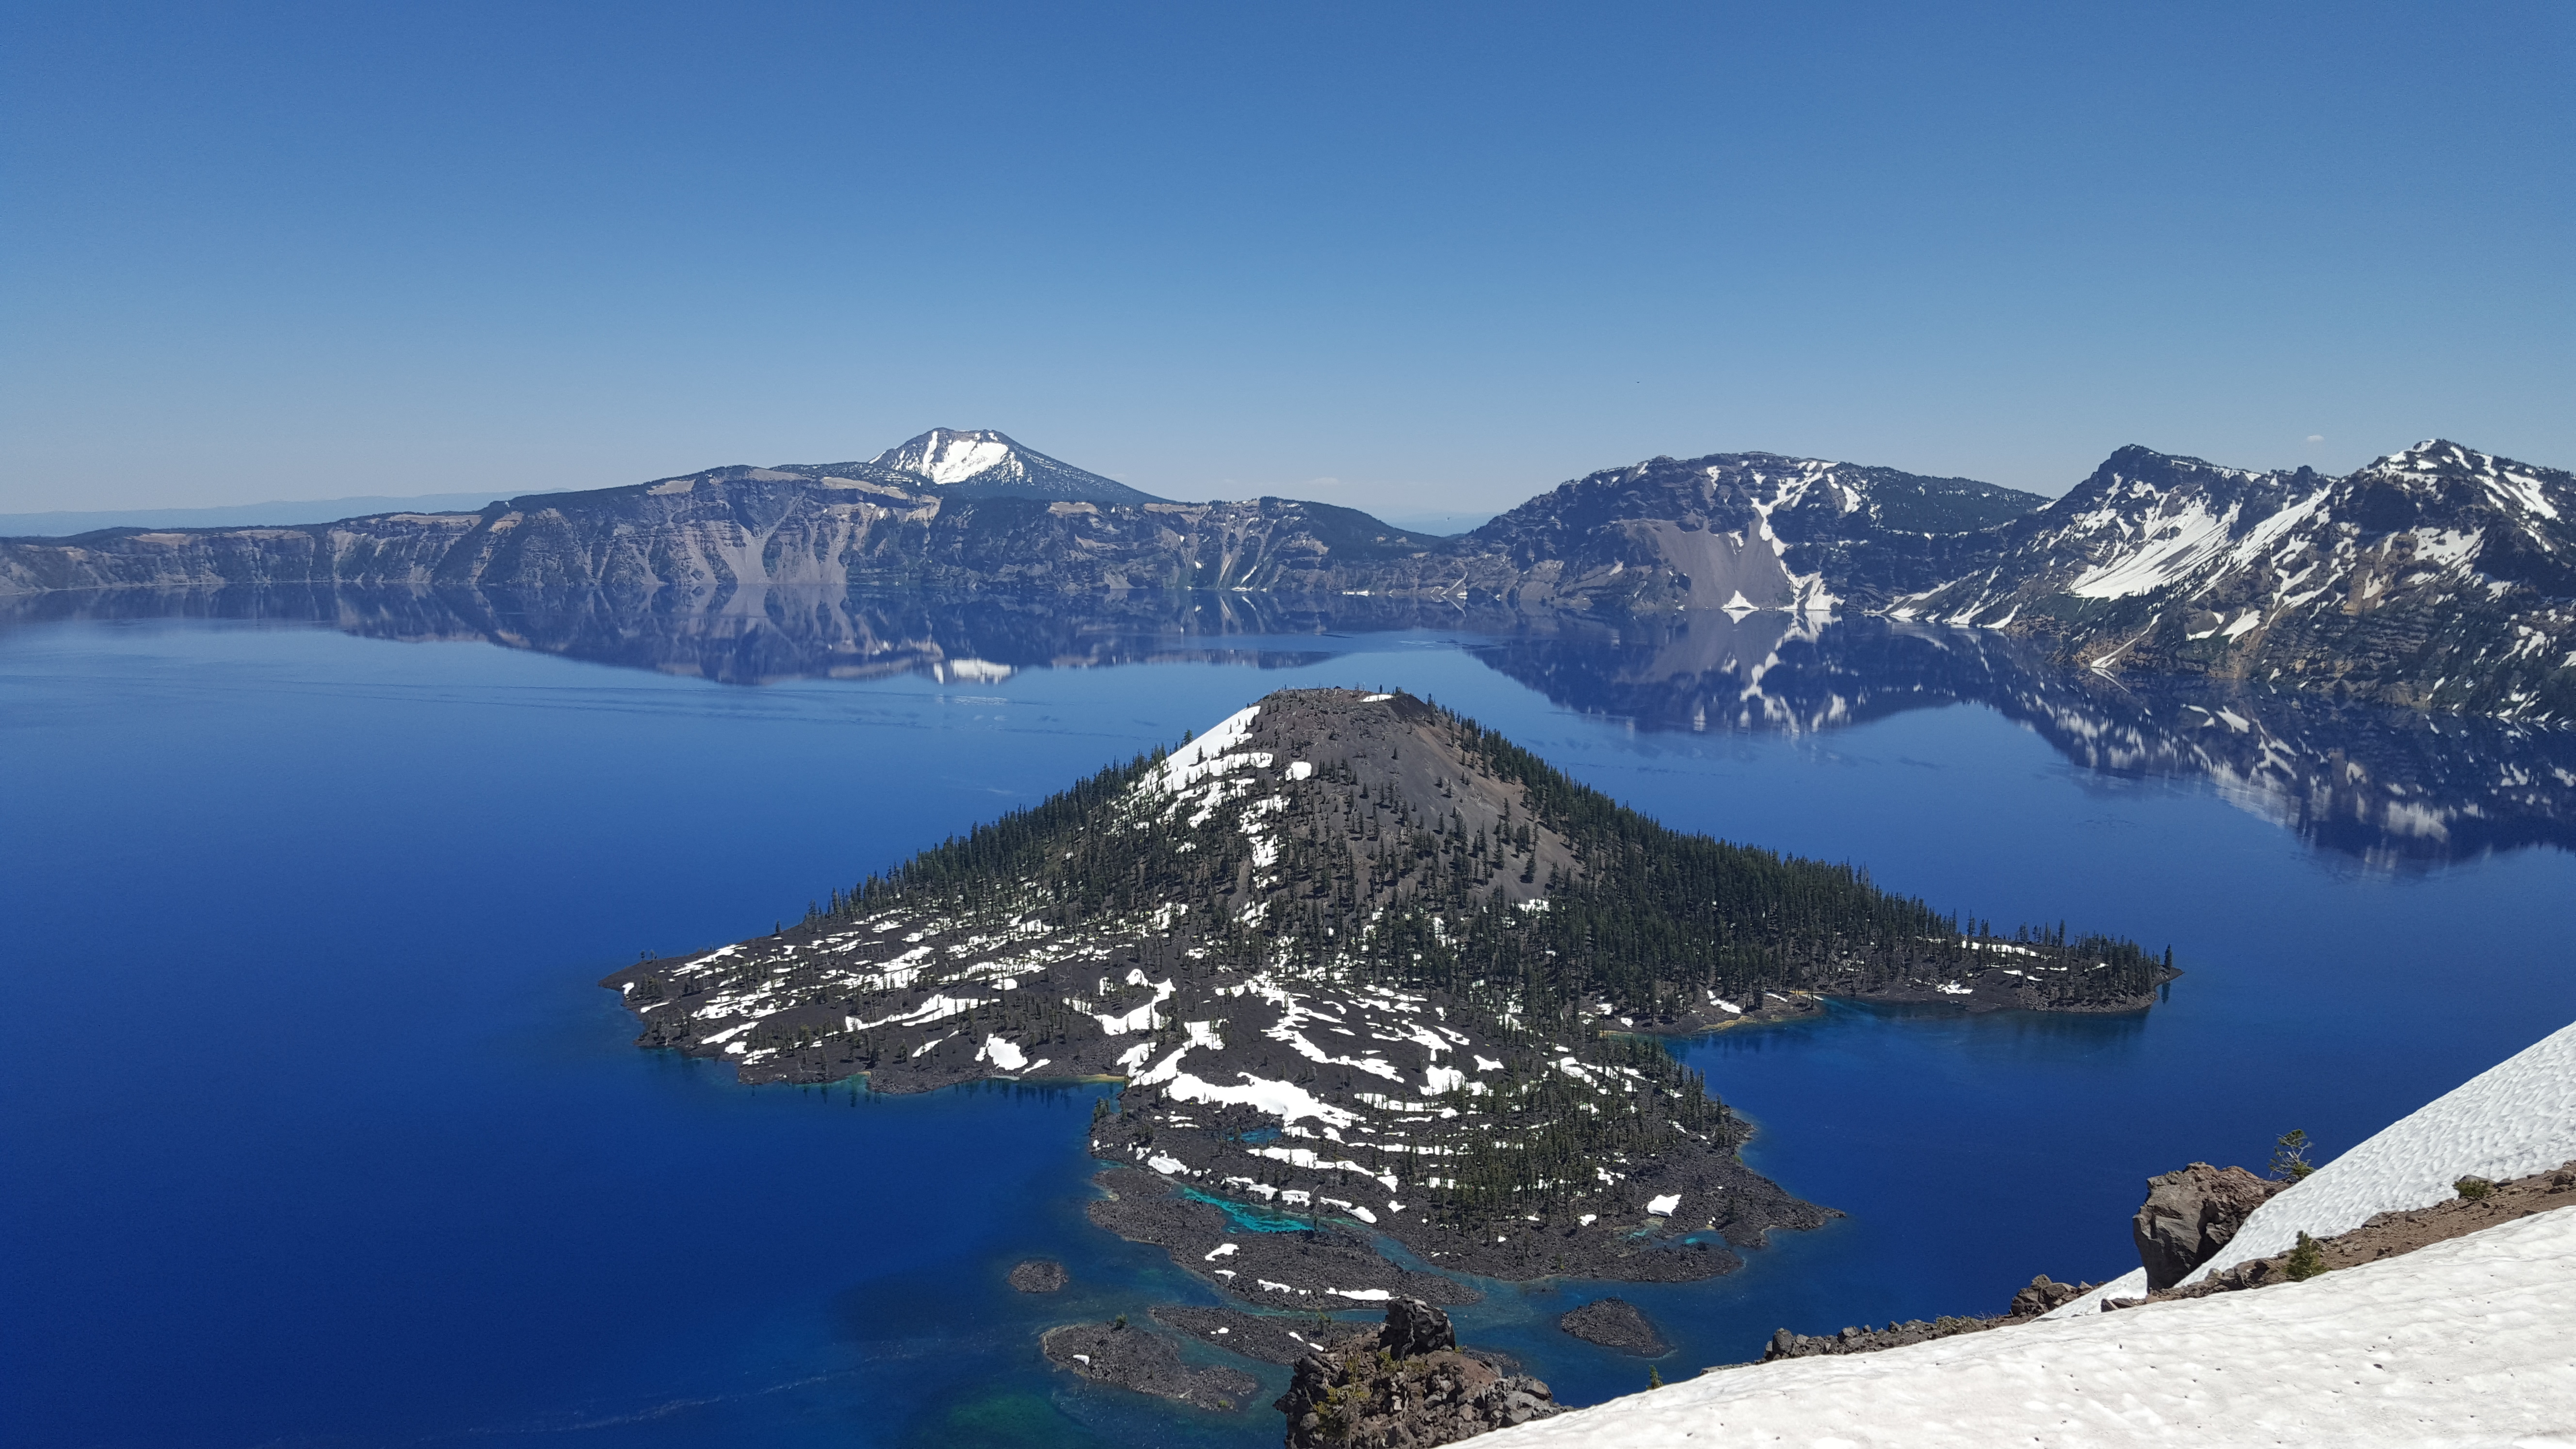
1484 1017 2576 1447
1482 1205 2576 1448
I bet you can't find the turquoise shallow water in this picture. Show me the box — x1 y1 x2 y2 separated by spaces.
3 614 2571 1447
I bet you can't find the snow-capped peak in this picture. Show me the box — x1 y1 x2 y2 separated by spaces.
871 429 1029 486
2362 438 2562 523
858 429 1168 505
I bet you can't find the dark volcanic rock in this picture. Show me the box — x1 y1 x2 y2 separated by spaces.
1760 1274 2092 1362
1040 1319 1258 1408
1556 1297 1669 1356
2005 1274 2091 1318
2133 1163 2283 1291
1276 1300 1561 1449
1152 1305 1348 1365
1377 1295 1457 1358
1087 1169 1475 1311
1007 1258 1067 1293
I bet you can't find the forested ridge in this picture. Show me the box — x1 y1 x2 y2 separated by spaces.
814 692 2170 1025
617 688 2169 1279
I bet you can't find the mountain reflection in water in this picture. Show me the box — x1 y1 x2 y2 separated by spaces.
9 585 2570 870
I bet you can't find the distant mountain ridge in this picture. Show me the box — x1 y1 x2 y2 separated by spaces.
1 430 2566 722
1895 440 2576 721
1455 451 2049 613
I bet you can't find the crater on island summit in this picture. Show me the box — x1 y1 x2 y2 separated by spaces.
604 688 2172 1297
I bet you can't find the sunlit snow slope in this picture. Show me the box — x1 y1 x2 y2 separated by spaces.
1491 1017 2576 1447
2051 1016 2576 1316
1486 1208 2576 1448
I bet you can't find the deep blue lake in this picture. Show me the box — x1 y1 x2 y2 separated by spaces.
5 603 2572 1448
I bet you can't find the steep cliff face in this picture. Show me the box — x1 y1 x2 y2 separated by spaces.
1452 451 2046 614
0 446 2039 613
0 473 1456 600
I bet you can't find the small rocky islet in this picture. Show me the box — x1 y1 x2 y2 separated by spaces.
1555 1297 1670 1357
1005 1258 1067 1293
602 687 2175 1428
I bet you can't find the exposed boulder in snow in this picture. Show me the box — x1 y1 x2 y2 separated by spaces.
2052 1016 2576 1319
2131 1161 2283 1290
2190 1017 2576 1285
2122 1158 2576 1309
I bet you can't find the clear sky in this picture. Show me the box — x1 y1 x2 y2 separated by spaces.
2 1 2567 515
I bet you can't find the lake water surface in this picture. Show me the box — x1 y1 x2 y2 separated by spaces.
4 606 2571 1448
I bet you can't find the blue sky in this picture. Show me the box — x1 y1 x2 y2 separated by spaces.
2 1 2567 515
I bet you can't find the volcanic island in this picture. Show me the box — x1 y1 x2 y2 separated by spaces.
602 688 2173 1395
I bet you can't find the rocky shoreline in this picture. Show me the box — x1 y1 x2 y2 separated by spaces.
1086 1167 1476 1311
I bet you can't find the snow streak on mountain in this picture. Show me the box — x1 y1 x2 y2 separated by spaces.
867 428 1168 504
1895 441 2576 723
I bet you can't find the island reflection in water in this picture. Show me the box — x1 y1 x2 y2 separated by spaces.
8 583 2571 871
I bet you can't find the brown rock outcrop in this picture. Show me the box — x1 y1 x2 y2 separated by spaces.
2133 1163 2283 1291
